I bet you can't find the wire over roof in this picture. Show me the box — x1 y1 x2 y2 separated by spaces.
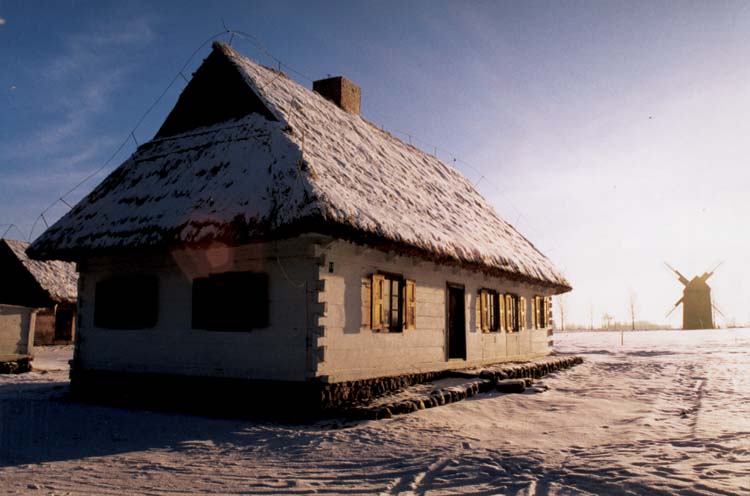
28 42 569 291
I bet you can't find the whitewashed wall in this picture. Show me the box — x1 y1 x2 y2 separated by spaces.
0 304 35 356
76 237 320 381
75 235 559 385
315 240 556 383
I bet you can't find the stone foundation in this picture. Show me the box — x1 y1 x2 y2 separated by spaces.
69 368 324 419
470 355 584 382
344 356 584 419
323 356 584 411
319 370 446 410
68 356 583 418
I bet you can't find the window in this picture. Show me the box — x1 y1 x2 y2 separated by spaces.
192 271 268 331
478 289 501 332
370 274 415 332
94 275 158 329
505 293 519 332
533 295 551 329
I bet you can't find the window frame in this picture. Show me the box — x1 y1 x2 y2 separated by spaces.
505 293 520 333
533 295 549 329
371 272 414 333
479 289 502 332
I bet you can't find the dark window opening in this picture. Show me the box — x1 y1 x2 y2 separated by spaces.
192 271 269 331
94 275 158 329
505 293 519 333
534 295 551 329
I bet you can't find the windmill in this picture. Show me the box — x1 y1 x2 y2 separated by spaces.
665 262 724 330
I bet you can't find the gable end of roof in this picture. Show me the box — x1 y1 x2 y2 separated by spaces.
155 43 278 139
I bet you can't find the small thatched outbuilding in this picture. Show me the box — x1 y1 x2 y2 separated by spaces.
0 238 78 345
28 43 570 410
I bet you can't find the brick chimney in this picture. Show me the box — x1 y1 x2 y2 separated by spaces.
313 76 361 115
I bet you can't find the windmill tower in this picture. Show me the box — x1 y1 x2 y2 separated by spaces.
665 263 723 330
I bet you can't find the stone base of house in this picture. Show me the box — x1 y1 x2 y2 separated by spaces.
69 356 583 417
0 355 32 374
321 356 584 411
319 370 447 410
69 368 325 419
346 356 584 419
67 368 453 417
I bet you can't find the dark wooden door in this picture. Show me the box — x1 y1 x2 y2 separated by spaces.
54 307 75 341
447 285 466 360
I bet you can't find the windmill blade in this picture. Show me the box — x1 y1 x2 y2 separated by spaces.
664 262 689 286
711 303 725 318
665 297 683 318
703 261 724 282
711 296 726 318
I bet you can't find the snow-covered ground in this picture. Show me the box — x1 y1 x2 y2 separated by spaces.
1 330 749 495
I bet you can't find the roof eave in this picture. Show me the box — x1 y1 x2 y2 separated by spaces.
26 219 570 293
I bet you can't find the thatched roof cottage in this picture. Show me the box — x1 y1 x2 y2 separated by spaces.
0 238 77 346
28 42 570 410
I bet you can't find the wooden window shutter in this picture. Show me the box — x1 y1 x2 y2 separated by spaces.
492 292 500 331
540 297 546 327
537 296 543 328
371 274 385 331
480 290 489 332
404 279 416 330
546 296 552 327
497 295 508 331
475 291 482 332
361 277 371 328
505 295 513 332
519 297 526 331
531 297 537 329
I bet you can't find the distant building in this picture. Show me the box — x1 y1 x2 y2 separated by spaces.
28 43 570 409
0 304 35 374
666 264 720 330
0 239 77 345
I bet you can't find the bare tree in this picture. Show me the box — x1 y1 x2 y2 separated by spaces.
555 295 567 331
628 290 637 331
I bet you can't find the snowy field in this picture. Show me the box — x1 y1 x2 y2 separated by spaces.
1 330 749 495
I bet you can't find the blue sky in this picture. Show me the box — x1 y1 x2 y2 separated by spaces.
2 1 750 327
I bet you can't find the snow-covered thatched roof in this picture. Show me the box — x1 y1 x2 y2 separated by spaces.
28 42 570 291
2 239 77 304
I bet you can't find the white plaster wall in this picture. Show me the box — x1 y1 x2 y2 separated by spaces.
76 237 320 381
0 304 35 356
316 240 558 382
